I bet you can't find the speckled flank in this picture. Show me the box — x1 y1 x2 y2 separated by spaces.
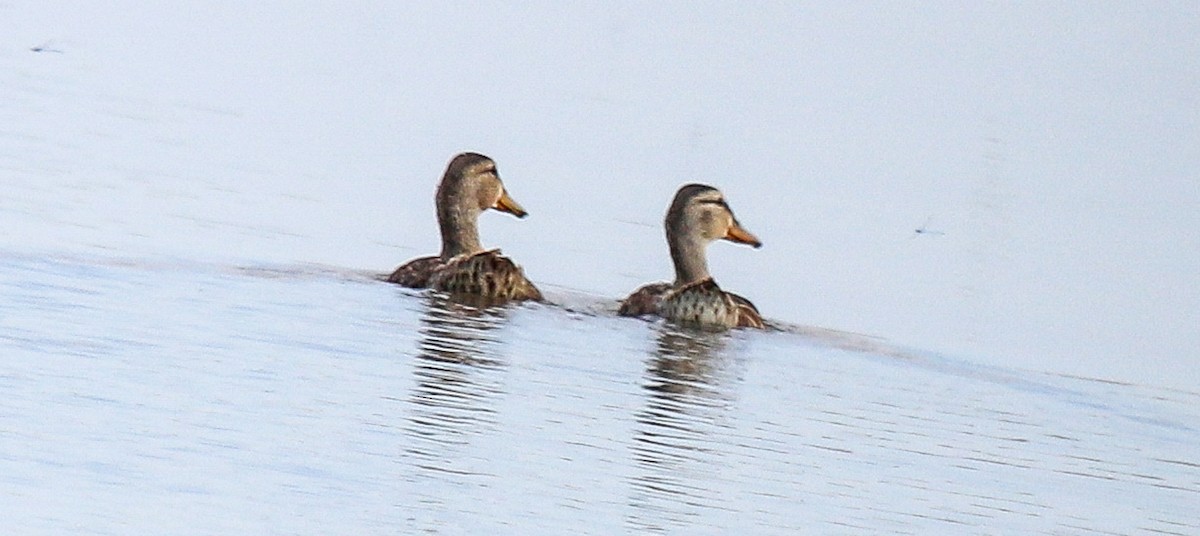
657 278 762 329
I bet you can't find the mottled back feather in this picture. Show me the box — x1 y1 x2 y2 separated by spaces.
428 249 543 302
618 282 672 317
727 291 765 329
385 256 440 287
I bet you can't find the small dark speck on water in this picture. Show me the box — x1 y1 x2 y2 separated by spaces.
31 42 64 54
913 216 945 238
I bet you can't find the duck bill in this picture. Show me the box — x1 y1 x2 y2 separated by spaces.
724 222 762 248
492 190 528 218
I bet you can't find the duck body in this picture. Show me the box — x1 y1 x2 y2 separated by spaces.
658 278 763 329
618 184 763 330
619 278 763 329
386 152 542 303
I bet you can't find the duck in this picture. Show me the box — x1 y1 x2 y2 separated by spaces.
385 152 543 302
618 183 764 329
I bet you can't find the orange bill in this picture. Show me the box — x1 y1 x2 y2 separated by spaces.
492 189 528 218
724 221 762 248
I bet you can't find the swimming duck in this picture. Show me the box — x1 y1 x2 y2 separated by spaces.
618 184 763 329
386 152 543 302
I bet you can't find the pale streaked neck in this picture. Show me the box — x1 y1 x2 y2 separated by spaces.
438 205 483 260
669 235 711 287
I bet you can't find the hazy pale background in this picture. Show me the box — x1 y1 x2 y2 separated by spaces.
3 2 1197 388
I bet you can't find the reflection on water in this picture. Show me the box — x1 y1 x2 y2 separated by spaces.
629 325 738 532
644 327 729 397
401 293 510 480
5 254 1199 534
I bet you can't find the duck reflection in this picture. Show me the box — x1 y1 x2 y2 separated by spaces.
629 324 738 531
402 293 509 472
644 327 728 397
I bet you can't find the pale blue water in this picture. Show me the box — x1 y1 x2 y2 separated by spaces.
3 250 1197 535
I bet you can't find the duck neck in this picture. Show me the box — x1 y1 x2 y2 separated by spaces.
437 204 483 260
669 235 711 287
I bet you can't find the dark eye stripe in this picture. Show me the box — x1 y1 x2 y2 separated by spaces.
697 199 729 209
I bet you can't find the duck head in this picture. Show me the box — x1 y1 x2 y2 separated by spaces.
665 183 761 286
436 152 528 259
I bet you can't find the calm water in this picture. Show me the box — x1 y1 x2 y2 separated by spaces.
2 250 1197 535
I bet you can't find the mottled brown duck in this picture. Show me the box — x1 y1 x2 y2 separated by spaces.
618 184 763 329
386 152 542 302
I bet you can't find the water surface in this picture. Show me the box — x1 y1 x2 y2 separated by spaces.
3 252 1196 534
